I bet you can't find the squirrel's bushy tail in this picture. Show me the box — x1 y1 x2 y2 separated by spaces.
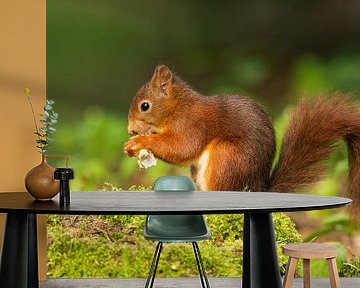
269 94 360 218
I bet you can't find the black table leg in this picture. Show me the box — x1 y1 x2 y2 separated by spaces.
0 213 39 288
242 213 282 288
28 214 39 288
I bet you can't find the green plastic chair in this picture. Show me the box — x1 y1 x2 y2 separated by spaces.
144 176 211 288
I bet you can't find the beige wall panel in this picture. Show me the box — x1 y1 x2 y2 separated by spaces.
0 0 47 281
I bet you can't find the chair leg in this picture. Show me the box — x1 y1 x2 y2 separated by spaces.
303 259 310 288
327 258 341 288
193 242 206 288
192 242 210 288
282 257 297 288
145 242 163 288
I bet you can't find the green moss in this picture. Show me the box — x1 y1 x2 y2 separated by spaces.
340 258 360 277
47 211 301 278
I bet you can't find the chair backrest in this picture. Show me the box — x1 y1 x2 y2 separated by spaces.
154 176 196 192
144 176 210 242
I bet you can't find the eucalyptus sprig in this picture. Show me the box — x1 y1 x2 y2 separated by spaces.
24 88 58 155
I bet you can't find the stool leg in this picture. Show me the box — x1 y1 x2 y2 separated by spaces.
282 257 297 288
303 259 310 288
327 258 341 288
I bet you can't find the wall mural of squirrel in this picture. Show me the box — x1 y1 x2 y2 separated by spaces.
124 65 360 219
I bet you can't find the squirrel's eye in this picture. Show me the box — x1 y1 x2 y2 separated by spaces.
140 102 150 112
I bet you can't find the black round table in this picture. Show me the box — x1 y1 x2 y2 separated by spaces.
0 191 351 288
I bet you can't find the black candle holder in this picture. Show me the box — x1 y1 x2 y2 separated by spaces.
54 168 74 208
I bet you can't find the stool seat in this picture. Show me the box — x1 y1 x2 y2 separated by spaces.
282 243 341 288
282 243 338 259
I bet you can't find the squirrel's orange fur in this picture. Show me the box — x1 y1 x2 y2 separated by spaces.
124 65 360 218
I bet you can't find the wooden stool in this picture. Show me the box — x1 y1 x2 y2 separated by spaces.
282 243 341 288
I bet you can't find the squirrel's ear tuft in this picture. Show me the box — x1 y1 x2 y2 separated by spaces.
150 65 173 94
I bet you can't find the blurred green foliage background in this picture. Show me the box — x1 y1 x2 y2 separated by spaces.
46 0 360 276
47 0 360 190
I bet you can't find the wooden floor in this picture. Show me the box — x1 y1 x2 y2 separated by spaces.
40 277 360 288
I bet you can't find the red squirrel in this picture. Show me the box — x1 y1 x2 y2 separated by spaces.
124 65 360 217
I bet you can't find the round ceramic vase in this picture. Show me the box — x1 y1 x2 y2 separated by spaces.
25 155 60 201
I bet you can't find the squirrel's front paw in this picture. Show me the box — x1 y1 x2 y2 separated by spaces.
124 136 145 157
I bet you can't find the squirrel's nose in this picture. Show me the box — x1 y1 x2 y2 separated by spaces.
128 120 142 135
128 124 138 136
127 123 135 135
129 130 138 136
